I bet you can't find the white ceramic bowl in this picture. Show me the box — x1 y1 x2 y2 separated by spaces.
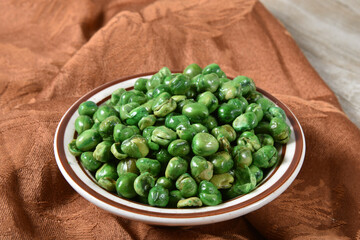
54 72 305 226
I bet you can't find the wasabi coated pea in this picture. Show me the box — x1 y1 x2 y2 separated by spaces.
148 186 169 207
151 126 177 146
253 145 278 168
165 157 188 180
121 135 149 158
78 101 98 117
183 63 202 79
198 180 222 206
80 151 102 171
76 129 101 151
190 156 214 183
117 158 139 175
155 177 173 189
116 172 138 198
168 139 190 157
182 102 209 123
75 115 94 135
176 173 198 198
210 173 234 189
232 112 258 132
99 116 121 140
168 190 183 207
136 158 161 177
68 139 82 156
209 151 234 174
177 197 203 208
192 133 219 157
134 172 155 197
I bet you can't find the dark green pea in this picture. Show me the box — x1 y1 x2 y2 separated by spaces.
195 73 220 93
249 165 263 184
97 177 116 192
211 124 236 152
192 133 219 157
116 172 138 198
151 126 177 146
253 145 278 168
202 63 222 78
99 116 121 140
93 105 118 123
158 67 172 79
256 98 275 112
80 151 102 171
155 177 173 189
145 90 153 99
68 139 82 156
225 166 256 199
134 78 148 92
168 190 183 207
232 145 252 168
176 173 197 198
156 148 173 172
185 87 197 99
75 115 94 135
266 106 286 121
246 91 263 103
146 73 163 91
177 197 203 208
76 129 102 151
228 97 248 113
165 157 188 180
192 123 208 133
238 131 261 152
202 115 218 131
168 74 191 95
121 135 149 158
152 84 172 99
210 173 234 189
209 151 234 174
176 98 195 112
257 133 274 147
91 122 100 131
117 158 139 175
152 92 177 117
136 158 161 177
217 103 242 123
269 117 291 144
168 139 190 157
254 121 271 134
126 106 149 125
119 90 147 107
183 63 202 79
182 102 209 123
134 172 155 197
165 113 190 130
93 141 113 162
113 124 139 143
198 180 222 206
218 81 241 101
246 103 264 123
148 186 169 207
196 91 219 113
218 70 226 78
95 163 118 181
78 101 98 117
142 126 160 151
119 102 139 121
232 76 256 96
175 123 197 142
111 88 126 105
190 156 213 182
232 112 258 132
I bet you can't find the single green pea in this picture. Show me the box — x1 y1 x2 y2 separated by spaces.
165 113 190 130
152 92 177 117
176 173 197 198
225 166 256 199
176 98 195 113
192 123 208 133
134 78 148 92
194 73 220 93
192 133 219 157
249 165 263 184
148 186 169 207
168 190 183 208
232 76 256 96
75 115 94 135
126 106 149 125
168 139 190 157
177 197 203 208
196 91 219 113
257 133 274 147
80 151 102 171
232 112 259 132
116 172 138 198
246 91 263 103
246 103 264 123
190 156 214 182
99 116 121 140
93 105 118 123
198 180 222 206
183 63 202 79
165 157 188 180
119 102 139 121
145 90 153 99
168 74 191 95
232 145 252 168
228 97 249 113
218 81 241 101
156 148 173 172
111 88 126 106
237 131 261 152
217 103 243 123
202 63 223 78
117 158 139 175
76 129 102 151
202 115 218 131
265 106 286 121
182 102 209 123
113 124 139 143
256 98 275 112
158 66 172 79
134 172 155 197
209 151 234 174
95 163 118 181
210 173 234 189
138 115 156 130
152 84 171 99
78 101 98 117
136 158 161 177
269 117 291 144
253 145 278 168
155 177 174 189
98 177 117 192
175 123 197 142
151 126 177 146
121 135 149 158
93 141 113 162
68 139 82 156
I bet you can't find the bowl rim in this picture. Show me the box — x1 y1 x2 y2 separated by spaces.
54 72 305 225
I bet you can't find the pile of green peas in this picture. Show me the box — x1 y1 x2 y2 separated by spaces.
68 63 291 208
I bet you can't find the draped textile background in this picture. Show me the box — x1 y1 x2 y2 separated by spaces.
0 0 359 239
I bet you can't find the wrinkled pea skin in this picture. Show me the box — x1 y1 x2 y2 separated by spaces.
116 172 138 198
93 141 113 162
155 177 173 189
197 91 219 114
95 163 118 181
176 98 195 113
119 102 139 122
249 165 263 184
194 73 220 93
266 106 286 121
126 106 149 125
257 133 274 147
253 145 278 168
93 105 118 123
117 158 139 175
148 186 169 207
152 92 177 117
168 139 190 157
111 142 128 160
165 113 190 130
134 172 155 197
151 126 177 146
246 91 263 103
98 177 117 192
75 115 94 135
190 156 214 182
80 152 102 171
211 124 236 152
210 173 234 189
78 101 98 117
76 129 102 151
176 173 198 198
225 166 256 199
183 63 202 79
121 135 149 158
177 197 203 208
218 81 241 101
237 131 261 152
192 133 219 157
111 88 126 105
209 151 234 174
175 123 197 142
99 116 121 140
68 139 82 156
228 97 248 113
269 117 291 144
233 76 256 97
136 158 161 177
168 190 183 208
134 78 148 92
232 112 258 132
192 123 208 133
152 84 171 99
138 115 156 130
198 180 222 206
168 74 191 95
165 157 188 180
232 145 253 168
142 126 160 151
182 102 209 123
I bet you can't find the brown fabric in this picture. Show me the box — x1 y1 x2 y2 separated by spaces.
0 0 359 239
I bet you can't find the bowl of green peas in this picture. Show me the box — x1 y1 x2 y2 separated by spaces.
54 63 305 226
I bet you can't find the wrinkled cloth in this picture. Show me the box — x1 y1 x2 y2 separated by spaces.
0 0 359 239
